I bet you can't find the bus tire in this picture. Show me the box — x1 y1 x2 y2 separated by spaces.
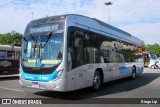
151 65 155 69
131 67 136 80
92 70 102 90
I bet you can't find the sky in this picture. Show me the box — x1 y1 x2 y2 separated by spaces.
0 0 160 44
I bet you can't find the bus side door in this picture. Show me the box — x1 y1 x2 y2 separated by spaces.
67 34 87 90
74 37 87 89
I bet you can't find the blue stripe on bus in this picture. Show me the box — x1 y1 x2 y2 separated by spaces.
20 69 58 82
120 66 129 74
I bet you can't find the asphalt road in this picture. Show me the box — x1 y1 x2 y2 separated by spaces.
0 68 160 106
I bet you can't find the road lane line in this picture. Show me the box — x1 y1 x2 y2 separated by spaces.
0 87 24 92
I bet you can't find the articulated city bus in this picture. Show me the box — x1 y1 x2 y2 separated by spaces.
0 45 21 77
20 14 144 91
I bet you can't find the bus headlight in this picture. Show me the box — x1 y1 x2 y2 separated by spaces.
19 69 24 79
20 74 24 79
52 70 63 81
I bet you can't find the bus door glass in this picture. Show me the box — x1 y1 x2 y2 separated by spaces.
144 54 149 67
67 30 87 90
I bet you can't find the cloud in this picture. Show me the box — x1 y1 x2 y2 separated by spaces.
119 23 160 44
0 7 30 34
0 0 160 44
110 0 160 23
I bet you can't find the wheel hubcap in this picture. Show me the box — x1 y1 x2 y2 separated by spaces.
151 66 154 69
93 75 100 89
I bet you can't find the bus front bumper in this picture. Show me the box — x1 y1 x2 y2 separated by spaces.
19 78 67 92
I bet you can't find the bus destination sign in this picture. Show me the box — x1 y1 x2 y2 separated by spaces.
29 24 59 34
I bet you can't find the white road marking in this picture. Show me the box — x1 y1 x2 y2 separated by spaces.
0 87 24 92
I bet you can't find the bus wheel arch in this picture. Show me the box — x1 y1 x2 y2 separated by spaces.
92 68 103 90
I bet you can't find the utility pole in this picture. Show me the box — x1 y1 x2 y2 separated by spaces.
29 12 34 20
104 2 113 24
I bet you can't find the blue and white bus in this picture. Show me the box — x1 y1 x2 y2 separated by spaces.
20 14 144 91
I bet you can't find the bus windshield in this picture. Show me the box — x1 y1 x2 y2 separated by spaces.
22 33 63 68
150 53 157 60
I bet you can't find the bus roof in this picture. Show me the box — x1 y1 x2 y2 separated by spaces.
0 45 21 51
27 14 142 46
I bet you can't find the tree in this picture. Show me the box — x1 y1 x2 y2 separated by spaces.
145 43 160 57
0 31 22 45
0 34 5 44
4 32 12 44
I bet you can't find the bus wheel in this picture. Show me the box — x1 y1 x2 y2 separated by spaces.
131 67 136 80
93 70 102 90
151 65 155 69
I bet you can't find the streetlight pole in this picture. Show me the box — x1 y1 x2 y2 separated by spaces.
29 12 34 20
104 2 113 24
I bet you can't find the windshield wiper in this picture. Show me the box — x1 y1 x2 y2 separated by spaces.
36 32 52 67
41 32 52 48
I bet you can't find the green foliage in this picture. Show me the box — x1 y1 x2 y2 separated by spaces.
145 43 160 57
120 49 136 62
0 31 22 45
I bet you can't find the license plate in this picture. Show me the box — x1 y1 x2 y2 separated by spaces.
32 82 40 88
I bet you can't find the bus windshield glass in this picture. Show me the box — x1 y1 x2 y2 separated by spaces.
150 53 157 60
22 33 63 68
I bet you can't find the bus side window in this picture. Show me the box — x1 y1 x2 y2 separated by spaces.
84 33 101 63
86 47 96 63
15 51 20 59
67 31 85 70
115 53 125 63
0 51 6 59
7 51 15 59
110 51 117 63
100 50 110 63
119 53 125 63
75 38 84 66
67 33 74 70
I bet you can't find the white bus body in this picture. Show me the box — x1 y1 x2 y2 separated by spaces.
20 14 144 91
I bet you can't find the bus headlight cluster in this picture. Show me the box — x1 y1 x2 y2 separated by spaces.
52 70 63 81
19 69 24 79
